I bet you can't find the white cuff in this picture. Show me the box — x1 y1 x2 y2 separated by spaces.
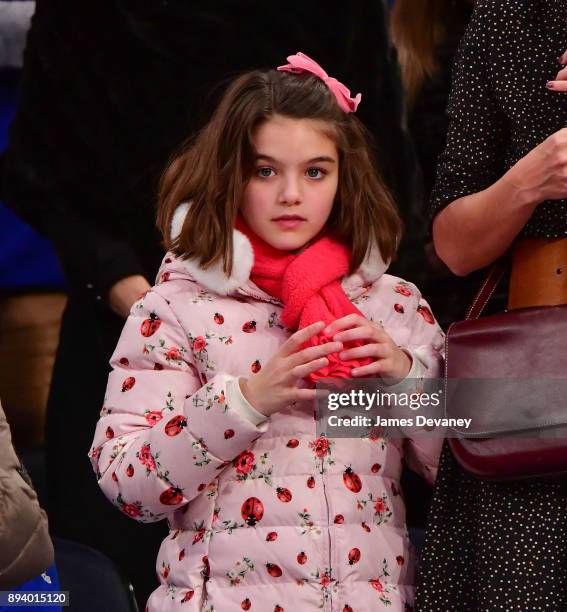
378 349 426 391
226 378 269 428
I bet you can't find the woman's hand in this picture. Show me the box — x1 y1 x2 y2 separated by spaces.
239 321 343 417
506 128 567 204
108 275 151 319
546 50 567 91
323 314 412 380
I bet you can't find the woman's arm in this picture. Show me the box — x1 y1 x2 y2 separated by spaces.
434 128 567 276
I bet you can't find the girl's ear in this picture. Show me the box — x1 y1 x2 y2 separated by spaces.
170 202 190 241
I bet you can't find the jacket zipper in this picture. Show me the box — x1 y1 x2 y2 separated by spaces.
321 457 333 611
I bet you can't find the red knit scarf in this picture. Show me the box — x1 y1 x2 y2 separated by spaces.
236 217 372 382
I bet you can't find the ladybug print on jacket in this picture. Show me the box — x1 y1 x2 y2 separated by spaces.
165 415 187 436
394 303 405 314
394 283 412 297
266 531 278 542
275 606 284 612
105 426 114 439
213 312 224 325
371 463 381 473
241 599 251 611
334 514 345 524
119 357 129 366
180 590 194 603
348 548 361 565
287 439 299 448
297 551 307 565
343 606 353 612
140 312 161 337
121 377 136 392
266 563 282 578
307 476 316 489
417 304 435 324
242 320 257 333
343 467 362 493
276 487 292 503
159 486 184 506
126 464 134 477
224 429 235 439
241 497 264 526
251 359 261 373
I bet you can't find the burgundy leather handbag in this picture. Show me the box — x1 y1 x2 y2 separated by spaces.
445 262 567 480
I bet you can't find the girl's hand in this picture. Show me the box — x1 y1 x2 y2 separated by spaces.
546 50 567 91
323 314 412 380
239 321 343 418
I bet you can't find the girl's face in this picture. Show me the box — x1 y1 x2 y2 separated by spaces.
241 115 339 251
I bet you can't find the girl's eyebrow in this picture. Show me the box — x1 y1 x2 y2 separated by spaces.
255 154 336 164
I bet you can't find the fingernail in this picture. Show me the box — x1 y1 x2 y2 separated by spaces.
546 81 556 89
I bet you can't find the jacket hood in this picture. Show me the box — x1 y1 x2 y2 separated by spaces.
156 202 390 295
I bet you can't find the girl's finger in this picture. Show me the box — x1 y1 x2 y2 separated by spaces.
332 325 388 344
291 357 329 379
322 313 366 336
559 49 567 65
280 321 325 357
546 80 567 92
555 66 567 81
287 341 343 367
339 343 390 361
351 359 391 378
294 387 319 402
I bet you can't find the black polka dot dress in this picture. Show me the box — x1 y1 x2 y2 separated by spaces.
417 1 567 610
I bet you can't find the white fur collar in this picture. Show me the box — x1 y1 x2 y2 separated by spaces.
170 202 388 295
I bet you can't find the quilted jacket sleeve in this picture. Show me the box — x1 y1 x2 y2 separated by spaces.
399 288 445 484
89 289 267 523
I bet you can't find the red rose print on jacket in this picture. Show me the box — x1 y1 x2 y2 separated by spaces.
233 450 255 475
193 336 207 352
310 436 330 458
144 410 163 426
138 443 156 471
166 347 182 361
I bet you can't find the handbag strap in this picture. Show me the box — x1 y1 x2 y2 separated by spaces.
465 258 508 320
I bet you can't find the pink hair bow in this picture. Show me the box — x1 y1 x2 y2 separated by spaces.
277 52 362 113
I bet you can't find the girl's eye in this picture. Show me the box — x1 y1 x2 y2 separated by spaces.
306 167 326 179
257 167 275 178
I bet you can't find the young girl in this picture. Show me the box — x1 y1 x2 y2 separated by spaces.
89 52 444 611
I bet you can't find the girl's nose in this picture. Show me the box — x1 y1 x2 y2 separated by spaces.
278 175 302 205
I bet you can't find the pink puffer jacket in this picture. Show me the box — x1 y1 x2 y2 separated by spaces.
90 213 444 611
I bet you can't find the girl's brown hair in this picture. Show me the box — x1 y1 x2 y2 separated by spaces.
390 0 472 110
156 69 401 276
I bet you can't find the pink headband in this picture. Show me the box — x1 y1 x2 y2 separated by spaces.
277 52 362 113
